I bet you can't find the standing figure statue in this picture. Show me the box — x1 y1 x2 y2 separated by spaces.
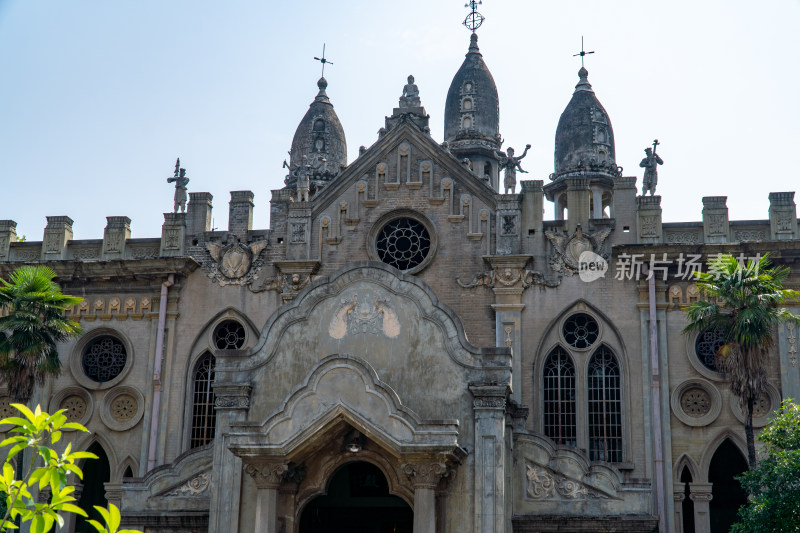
297 155 312 202
494 145 531 194
399 75 421 108
640 140 663 196
167 158 189 213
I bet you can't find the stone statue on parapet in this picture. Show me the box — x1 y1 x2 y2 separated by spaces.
167 158 189 213
495 145 531 194
640 139 663 196
295 155 326 202
399 75 421 108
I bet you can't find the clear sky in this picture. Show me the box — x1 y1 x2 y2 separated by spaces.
1 1 799 240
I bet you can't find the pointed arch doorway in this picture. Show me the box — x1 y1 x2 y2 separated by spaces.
299 462 412 533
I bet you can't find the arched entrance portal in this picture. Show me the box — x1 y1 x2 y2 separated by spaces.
299 462 412 533
709 439 748 533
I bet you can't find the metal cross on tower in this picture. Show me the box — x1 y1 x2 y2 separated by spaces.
573 36 595 68
463 0 484 33
314 44 333 77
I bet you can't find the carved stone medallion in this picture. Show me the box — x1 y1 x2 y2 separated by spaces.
110 393 137 422
204 241 267 287
329 293 400 340
544 225 613 276
680 388 711 418
60 395 87 422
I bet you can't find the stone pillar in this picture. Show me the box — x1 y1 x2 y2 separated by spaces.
702 197 729 244
496 195 522 255
104 482 123 509
102 216 131 259
777 316 800 401
768 192 798 240
592 188 604 219
229 191 254 237
612 176 638 244
469 383 509 533
160 212 186 256
0 220 17 260
520 180 543 237
60 483 83 531
689 482 713 533
41 216 73 260
187 192 213 236
636 195 663 244
402 463 447 533
244 461 288 533
565 177 590 234
673 492 685 533
286 204 312 261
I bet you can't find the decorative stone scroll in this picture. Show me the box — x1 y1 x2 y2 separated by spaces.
204 241 268 287
164 472 211 496
244 462 289 489
544 224 612 276
401 463 448 489
525 464 609 500
457 267 559 289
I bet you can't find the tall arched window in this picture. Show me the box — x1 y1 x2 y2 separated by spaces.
543 347 576 446
587 345 622 462
190 352 216 449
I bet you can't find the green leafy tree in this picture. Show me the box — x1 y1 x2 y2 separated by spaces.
683 253 799 466
0 403 140 533
731 399 800 532
0 265 83 402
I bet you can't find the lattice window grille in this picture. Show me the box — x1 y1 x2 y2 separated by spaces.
376 217 431 272
587 346 622 462
543 347 577 446
190 352 216 449
82 336 127 383
213 320 246 350
695 328 726 372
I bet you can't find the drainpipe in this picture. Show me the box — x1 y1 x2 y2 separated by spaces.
649 271 666 533
147 274 173 471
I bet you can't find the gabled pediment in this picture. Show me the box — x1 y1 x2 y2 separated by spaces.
309 121 499 217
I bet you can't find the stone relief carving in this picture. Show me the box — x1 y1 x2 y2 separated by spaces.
401 463 448 489
788 322 798 367
665 232 700 245
457 267 560 289
163 472 211 497
290 222 307 244
680 388 712 418
164 228 182 250
328 294 400 340
244 462 288 489
734 230 766 242
68 295 152 321
707 214 726 235
204 241 268 287
544 225 612 276
250 272 314 296
473 397 506 409
776 211 793 232
60 395 87 422
214 396 250 409
640 215 659 237
525 464 609 500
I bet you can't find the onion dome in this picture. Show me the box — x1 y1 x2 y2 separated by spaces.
285 77 347 189
553 67 618 179
444 33 500 153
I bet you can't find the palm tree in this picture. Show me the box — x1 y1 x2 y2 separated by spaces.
683 253 799 467
0 265 83 403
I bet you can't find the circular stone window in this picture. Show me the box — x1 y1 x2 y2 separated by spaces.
695 328 726 372
562 313 599 349
213 320 246 350
375 215 433 272
82 336 127 383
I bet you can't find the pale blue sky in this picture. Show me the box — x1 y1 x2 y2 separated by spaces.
1 1 799 239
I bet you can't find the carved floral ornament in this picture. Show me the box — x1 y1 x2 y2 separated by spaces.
525 463 610 500
544 224 613 276
163 472 212 497
457 266 560 289
401 463 448 489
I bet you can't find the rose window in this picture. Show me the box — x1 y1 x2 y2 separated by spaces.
213 320 246 350
562 313 599 349
695 328 726 372
376 217 431 272
60 395 87 422
111 394 137 422
82 336 127 383
680 388 711 417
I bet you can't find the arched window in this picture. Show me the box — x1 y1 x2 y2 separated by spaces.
543 347 576 446
587 346 622 462
680 466 696 533
190 352 216 448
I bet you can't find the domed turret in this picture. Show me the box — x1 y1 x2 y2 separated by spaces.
443 33 501 188
553 67 618 179
285 77 347 191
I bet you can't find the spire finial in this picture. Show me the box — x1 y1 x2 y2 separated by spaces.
313 43 333 78
463 0 484 33
573 36 595 68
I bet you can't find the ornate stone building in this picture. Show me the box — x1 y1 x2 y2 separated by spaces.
1 23 799 533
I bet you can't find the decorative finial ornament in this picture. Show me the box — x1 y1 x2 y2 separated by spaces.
463 0 484 33
573 36 595 68
313 43 333 77
167 157 189 213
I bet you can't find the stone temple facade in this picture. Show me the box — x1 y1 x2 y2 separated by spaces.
1 29 799 533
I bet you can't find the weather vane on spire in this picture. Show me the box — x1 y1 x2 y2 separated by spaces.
314 44 333 77
463 0 484 33
573 36 595 68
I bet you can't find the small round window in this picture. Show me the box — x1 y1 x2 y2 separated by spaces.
376 217 431 272
562 313 599 349
214 320 246 350
695 328 726 372
82 336 127 383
